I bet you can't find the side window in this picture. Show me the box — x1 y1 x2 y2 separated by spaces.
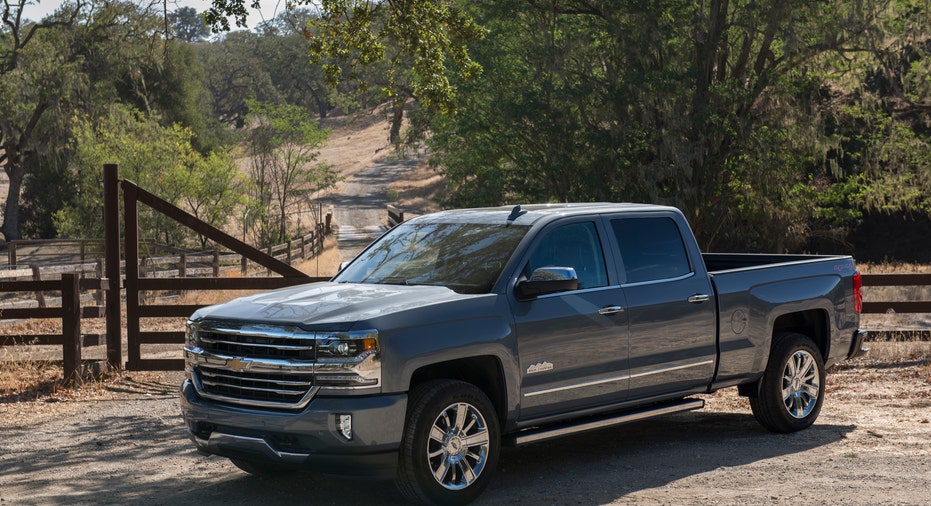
612 217 691 283
526 222 608 289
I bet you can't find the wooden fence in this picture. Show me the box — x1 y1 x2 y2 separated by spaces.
0 274 109 383
1 164 331 373
860 273 931 314
387 204 404 228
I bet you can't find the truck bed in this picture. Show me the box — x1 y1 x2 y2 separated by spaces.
702 252 852 273
704 251 859 390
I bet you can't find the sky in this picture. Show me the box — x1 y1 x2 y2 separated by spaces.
19 0 282 30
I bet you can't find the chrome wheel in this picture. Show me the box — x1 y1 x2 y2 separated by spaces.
782 349 820 419
396 380 500 505
427 401 491 490
749 332 826 433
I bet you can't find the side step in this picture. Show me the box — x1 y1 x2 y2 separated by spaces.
506 398 705 446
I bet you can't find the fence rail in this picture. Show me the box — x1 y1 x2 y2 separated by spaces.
860 273 931 315
0 275 109 383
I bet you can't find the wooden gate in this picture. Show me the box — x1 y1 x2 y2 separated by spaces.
103 164 327 371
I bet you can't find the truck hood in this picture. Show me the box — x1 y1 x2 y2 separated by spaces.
190 282 472 327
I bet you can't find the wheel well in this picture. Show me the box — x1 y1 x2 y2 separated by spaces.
409 356 507 426
772 309 829 359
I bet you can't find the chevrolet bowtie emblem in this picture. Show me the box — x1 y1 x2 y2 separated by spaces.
228 357 252 372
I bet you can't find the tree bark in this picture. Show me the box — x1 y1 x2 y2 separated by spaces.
1 161 24 241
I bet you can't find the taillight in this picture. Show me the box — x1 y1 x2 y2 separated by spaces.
853 271 862 313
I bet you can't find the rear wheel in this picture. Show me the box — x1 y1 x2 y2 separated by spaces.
749 332 825 433
395 380 500 505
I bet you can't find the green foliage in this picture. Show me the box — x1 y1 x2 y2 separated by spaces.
206 0 487 113
54 105 244 247
169 6 211 42
427 0 931 252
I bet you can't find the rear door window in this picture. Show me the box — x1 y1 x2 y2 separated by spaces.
611 217 691 283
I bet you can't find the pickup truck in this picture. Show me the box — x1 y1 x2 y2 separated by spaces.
181 203 866 505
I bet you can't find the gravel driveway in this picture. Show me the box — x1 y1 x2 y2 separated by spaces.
1 343 929 505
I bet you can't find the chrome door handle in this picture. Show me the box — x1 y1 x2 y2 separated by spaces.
688 294 711 303
598 306 625 315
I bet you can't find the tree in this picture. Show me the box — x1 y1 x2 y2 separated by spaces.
245 99 338 245
55 104 243 247
205 0 486 113
0 0 84 242
196 30 280 127
169 6 210 42
254 11 339 119
425 0 905 252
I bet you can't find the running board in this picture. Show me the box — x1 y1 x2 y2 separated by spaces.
506 398 705 446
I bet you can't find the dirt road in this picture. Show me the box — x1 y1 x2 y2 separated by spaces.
1 343 929 505
328 158 418 261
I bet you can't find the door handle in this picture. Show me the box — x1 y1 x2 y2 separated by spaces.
688 294 711 303
598 305 625 315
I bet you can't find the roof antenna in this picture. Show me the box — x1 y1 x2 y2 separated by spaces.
507 204 527 225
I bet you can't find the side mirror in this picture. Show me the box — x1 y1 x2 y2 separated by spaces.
514 267 579 301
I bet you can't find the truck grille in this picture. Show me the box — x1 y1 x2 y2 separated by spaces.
198 328 315 361
185 322 319 410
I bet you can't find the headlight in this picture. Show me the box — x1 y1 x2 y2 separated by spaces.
315 330 380 389
317 331 379 359
185 320 198 347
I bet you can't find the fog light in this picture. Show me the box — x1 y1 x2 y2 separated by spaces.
337 414 353 441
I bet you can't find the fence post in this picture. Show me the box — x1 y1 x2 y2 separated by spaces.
94 259 104 305
241 255 247 276
123 179 141 370
104 163 122 370
179 253 187 277
266 246 272 276
29 264 46 308
213 249 220 276
61 273 82 385
287 240 294 265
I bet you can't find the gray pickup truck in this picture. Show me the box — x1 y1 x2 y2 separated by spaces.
181 203 866 505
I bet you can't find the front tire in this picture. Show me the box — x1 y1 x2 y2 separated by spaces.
395 380 500 505
749 332 826 433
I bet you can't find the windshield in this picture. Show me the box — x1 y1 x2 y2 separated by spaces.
334 221 529 294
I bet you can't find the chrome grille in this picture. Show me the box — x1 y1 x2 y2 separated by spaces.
186 322 318 409
198 330 315 360
197 364 314 406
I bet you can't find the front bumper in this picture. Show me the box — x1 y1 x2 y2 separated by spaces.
180 379 407 479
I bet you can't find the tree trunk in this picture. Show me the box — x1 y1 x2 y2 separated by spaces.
389 98 404 144
1 162 25 242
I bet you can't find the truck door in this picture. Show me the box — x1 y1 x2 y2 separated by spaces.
608 215 716 399
511 220 630 420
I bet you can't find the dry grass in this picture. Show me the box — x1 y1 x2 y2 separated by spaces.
387 159 445 217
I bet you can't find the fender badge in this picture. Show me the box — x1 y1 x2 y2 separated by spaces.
527 361 554 374
228 357 252 372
